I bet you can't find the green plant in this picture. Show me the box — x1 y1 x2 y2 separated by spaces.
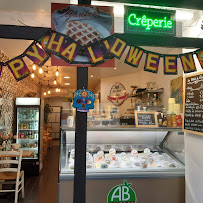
44 104 53 124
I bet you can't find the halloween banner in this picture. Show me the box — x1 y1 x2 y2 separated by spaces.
144 52 160 73
164 55 178 75
85 42 105 66
195 49 203 68
180 53 196 73
1 28 203 82
125 46 144 68
24 41 50 67
7 56 30 81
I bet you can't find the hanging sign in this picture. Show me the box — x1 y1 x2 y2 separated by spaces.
51 3 115 67
124 6 176 36
107 82 128 106
107 180 137 203
73 89 95 112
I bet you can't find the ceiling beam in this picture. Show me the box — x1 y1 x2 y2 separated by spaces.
95 0 203 10
0 24 203 48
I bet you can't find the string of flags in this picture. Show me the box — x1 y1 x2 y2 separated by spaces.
0 29 202 82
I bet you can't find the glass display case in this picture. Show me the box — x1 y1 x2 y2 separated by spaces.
59 127 185 203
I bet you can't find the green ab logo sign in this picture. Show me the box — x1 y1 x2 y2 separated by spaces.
107 180 137 203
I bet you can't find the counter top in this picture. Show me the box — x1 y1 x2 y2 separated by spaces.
61 126 183 132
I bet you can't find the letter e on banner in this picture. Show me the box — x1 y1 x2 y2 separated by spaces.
164 55 177 75
144 52 160 73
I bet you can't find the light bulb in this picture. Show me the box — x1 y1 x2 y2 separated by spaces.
44 91 46 96
56 70 59 76
56 88 58 92
39 67 43 74
54 80 57 85
31 73 35 78
48 90 51 94
58 89 61 92
32 64 36 70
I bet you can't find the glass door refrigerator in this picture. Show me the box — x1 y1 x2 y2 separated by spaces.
15 97 41 175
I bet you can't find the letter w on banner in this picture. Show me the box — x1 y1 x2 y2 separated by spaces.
24 41 50 67
7 56 30 81
125 46 144 68
45 30 82 63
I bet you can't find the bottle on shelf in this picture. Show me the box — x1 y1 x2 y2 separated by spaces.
146 93 151 106
162 109 167 127
172 114 177 128
157 112 163 127
176 115 182 127
153 93 158 106
167 113 172 127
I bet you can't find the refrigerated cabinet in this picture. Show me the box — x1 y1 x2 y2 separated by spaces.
59 127 185 203
15 97 40 175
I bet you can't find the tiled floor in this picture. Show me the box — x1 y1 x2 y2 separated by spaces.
0 141 59 203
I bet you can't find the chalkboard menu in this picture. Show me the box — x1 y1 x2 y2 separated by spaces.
184 72 203 135
135 112 158 127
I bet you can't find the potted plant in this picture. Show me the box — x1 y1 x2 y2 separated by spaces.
44 104 53 124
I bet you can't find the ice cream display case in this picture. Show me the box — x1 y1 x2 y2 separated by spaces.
59 127 185 203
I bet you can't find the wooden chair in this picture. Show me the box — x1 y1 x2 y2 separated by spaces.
0 150 25 203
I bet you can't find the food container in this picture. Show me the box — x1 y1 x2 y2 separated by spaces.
11 143 21 150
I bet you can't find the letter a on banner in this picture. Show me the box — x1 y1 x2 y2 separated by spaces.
164 55 177 75
144 52 160 73
109 37 127 59
180 53 196 73
195 49 203 69
25 42 50 67
7 56 30 81
125 46 144 68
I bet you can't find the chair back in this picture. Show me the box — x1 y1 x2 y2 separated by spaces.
0 150 23 178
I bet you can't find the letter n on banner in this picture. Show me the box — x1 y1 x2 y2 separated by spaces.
180 53 196 73
124 46 144 68
85 42 104 66
163 55 177 75
24 42 50 66
195 49 203 69
7 56 30 81
144 52 160 73
108 37 127 59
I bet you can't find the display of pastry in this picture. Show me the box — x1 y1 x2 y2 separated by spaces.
169 163 176 168
100 163 108 168
95 151 104 162
158 155 164 161
114 161 121 168
144 148 151 155
131 149 138 156
105 154 111 159
105 158 111 165
140 159 148 168
86 152 91 160
126 161 133 168
148 157 154 165
163 161 169 167
109 148 116 155
111 154 117 161
120 152 127 159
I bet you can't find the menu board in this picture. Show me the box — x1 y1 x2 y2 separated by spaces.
184 72 203 135
135 112 158 127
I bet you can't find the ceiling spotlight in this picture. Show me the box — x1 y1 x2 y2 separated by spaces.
56 68 59 76
58 88 61 92
64 76 70 79
56 88 59 92
39 67 43 74
44 91 46 96
91 75 93 77
54 80 57 85
114 67 117 70
48 90 51 94
65 83 70 85
32 64 37 70
31 73 35 78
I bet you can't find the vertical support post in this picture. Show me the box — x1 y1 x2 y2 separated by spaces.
73 67 88 203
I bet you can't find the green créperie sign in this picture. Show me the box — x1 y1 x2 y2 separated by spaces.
107 180 137 203
124 6 176 36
